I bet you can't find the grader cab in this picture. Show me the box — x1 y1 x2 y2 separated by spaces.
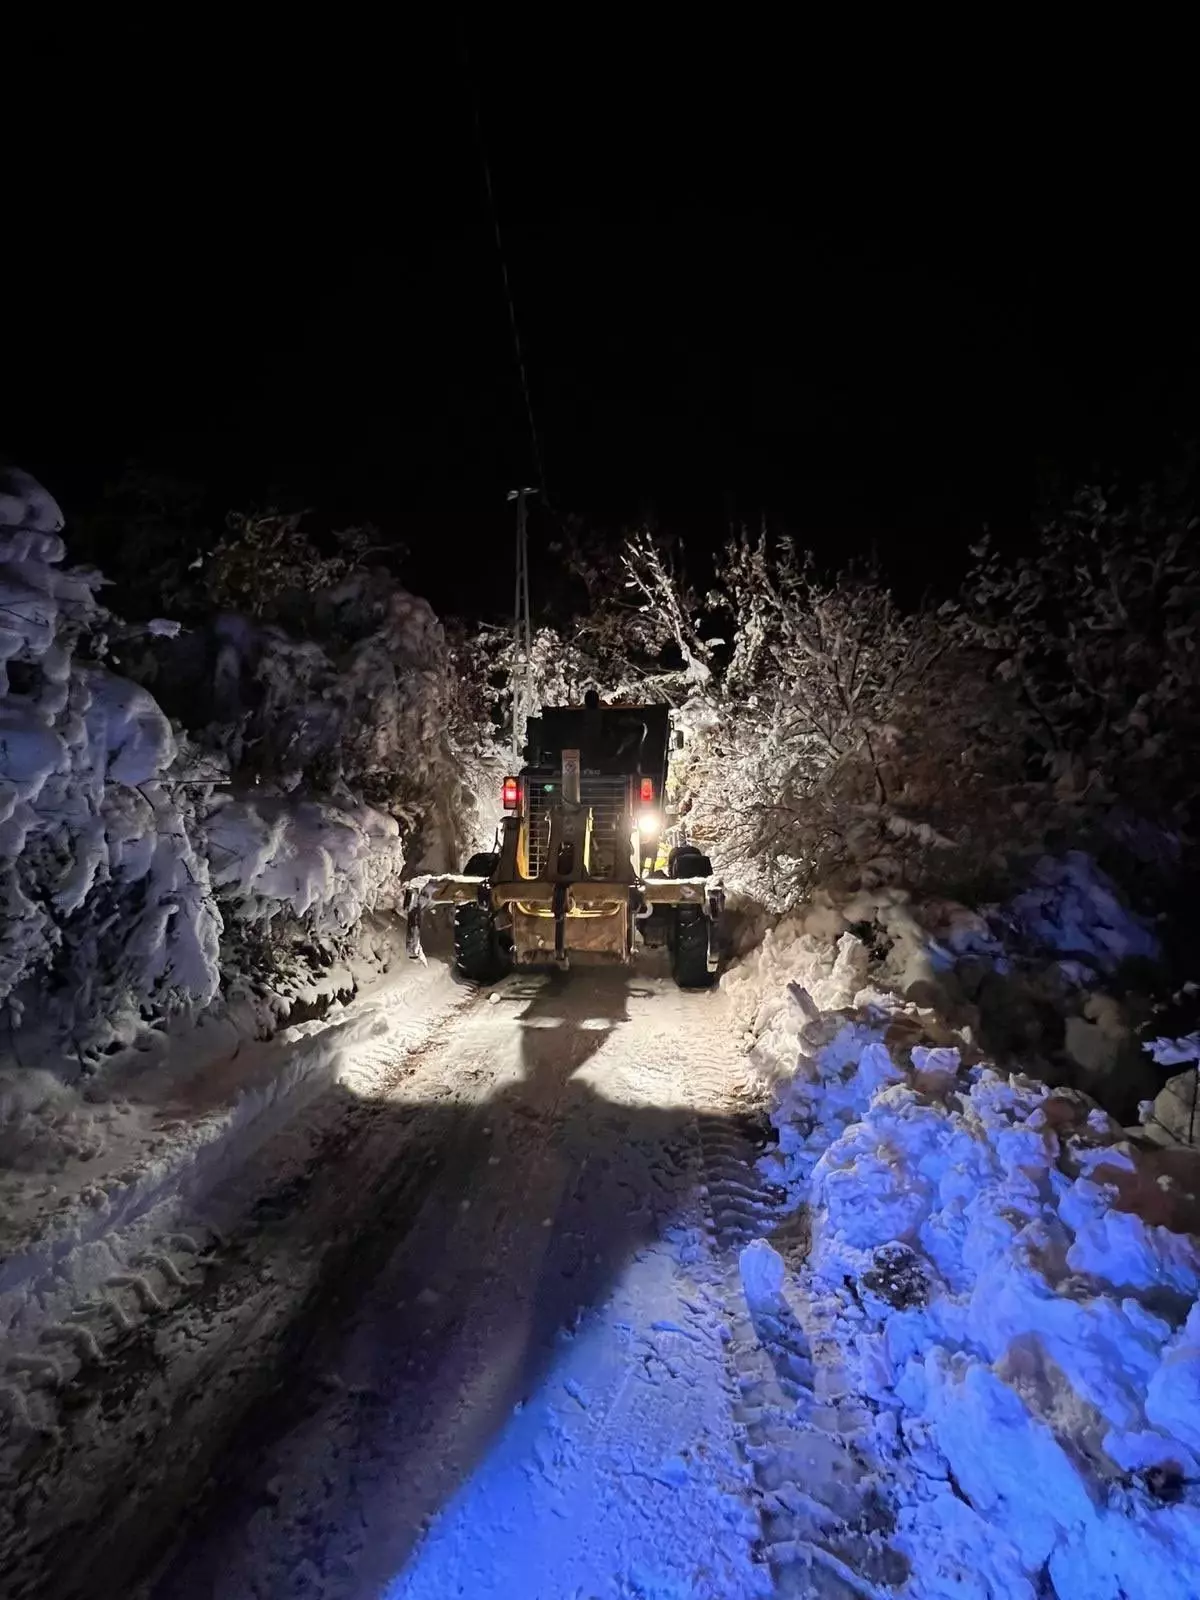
404 699 722 988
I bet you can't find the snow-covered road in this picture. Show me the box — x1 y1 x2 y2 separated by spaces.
8 960 820 1600
8 888 1198 1600
152 968 770 1600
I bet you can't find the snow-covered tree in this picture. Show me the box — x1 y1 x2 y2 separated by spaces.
111 500 492 870
0 469 221 1056
0 472 502 1066
203 510 383 621
629 490 1200 911
454 526 710 747
960 484 1200 843
66 464 211 622
8 452 1196 1063
682 536 984 905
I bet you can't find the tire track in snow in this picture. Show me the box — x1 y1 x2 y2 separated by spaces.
143 969 770 1599
374 976 770 1600
0 976 489 1600
7 966 775 1599
693 1115 911 1599
141 971 616 1600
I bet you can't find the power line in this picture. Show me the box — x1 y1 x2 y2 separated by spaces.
459 28 547 501
509 485 535 761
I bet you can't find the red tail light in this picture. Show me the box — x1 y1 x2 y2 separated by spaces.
502 776 519 810
639 777 654 804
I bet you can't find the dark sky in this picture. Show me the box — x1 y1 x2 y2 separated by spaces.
6 25 1197 616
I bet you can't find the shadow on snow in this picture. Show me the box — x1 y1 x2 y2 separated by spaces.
31 969 754 1600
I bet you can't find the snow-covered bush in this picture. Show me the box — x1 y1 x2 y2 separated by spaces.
569 529 1023 907
688 538 963 902
460 621 648 728
203 795 405 926
0 469 221 1052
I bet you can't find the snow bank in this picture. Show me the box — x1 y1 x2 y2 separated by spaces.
726 854 1159 1023
726 854 1170 1135
722 911 874 1057
1009 850 1160 973
743 909 1200 1599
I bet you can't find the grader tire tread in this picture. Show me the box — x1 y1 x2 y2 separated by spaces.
672 907 715 989
454 903 510 985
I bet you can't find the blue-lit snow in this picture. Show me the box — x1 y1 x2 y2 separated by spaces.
735 908 1200 1600
390 1230 768 1599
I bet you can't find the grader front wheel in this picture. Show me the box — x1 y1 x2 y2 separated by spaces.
453 853 510 984
671 907 715 988
454 901 511 984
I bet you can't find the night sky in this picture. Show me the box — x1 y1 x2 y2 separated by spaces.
7 25 1197 617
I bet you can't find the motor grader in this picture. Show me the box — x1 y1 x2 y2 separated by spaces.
404 698 722 987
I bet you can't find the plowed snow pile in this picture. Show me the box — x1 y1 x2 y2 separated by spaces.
731 897 1200 1600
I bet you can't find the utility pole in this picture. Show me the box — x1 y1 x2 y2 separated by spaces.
508 486 536 764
